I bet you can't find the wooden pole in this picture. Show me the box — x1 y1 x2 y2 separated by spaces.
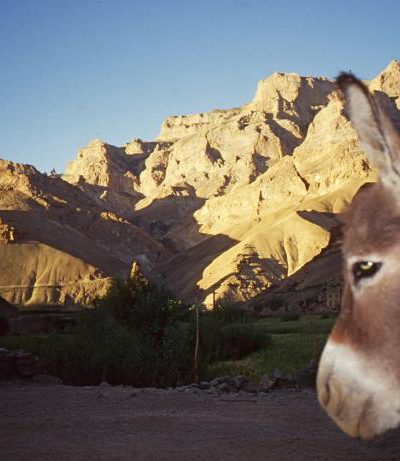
194 303 200 384
303 296 318 366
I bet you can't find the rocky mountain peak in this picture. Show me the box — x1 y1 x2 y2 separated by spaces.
369 59 400 97
64 139 122 186
0 159 44 207
0 158 39 178
124 138 156 156
63 139 147 212
250 72 335 132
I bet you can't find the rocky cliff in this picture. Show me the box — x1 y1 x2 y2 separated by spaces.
1 61 399 309
0 159 169 307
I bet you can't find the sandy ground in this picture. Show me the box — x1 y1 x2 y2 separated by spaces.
1 382 400 461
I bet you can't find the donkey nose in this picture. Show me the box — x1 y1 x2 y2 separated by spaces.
317 367 366 437
317 340 400 439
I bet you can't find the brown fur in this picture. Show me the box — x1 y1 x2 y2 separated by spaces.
331 182 400 366
317 73 400 438
327 79 400 375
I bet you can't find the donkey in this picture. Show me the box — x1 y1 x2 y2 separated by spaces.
317 73 400 439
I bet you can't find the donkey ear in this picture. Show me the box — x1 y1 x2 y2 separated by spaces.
337 73 400 187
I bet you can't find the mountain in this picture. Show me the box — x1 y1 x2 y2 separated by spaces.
1 61 399 310
0 159 168 307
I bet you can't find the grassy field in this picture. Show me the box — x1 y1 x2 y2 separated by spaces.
0 313 337 384
259 314 336 335
206 314 337 381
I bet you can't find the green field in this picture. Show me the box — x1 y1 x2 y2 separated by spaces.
206 314 336 381
259 314 336 335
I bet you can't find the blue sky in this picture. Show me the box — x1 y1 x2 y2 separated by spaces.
0 0 399 173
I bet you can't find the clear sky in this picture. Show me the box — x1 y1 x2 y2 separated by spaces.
0 0 399 173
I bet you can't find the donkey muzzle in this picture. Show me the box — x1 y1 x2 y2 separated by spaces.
317 340 400 439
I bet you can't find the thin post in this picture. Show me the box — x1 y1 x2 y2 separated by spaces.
194 303 200 384
303 296 318 366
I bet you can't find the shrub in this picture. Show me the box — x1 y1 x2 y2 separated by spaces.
0 315 10 336
40 274 197 387
41 309 133 385
199 305 270 362
218 323 272 360
101 274 189 335
281 312 301 322
209 303 251 324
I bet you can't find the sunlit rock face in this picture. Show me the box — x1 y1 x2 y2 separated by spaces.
0 159 169 308
62 139 152 214
1 61 400 308
143 72 335 202
133 60 399 308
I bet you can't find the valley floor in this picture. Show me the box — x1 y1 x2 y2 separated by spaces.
0 382 399 460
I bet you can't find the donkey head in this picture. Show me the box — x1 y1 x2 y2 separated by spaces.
317 73 400 439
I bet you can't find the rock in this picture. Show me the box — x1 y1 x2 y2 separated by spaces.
209 377 227 387
251 72 334 134
136 72 335 211
205 388 218 395
215 382 234 393
369 60 400 108
260 374 276 392
124 138 157 157
63 139 145 196
222 375 260 393
239 378 260 394
198 381 211 390
227 375 246 391
259 371 293 391
270 370 292 389
63 139 147 214
205 376 261 394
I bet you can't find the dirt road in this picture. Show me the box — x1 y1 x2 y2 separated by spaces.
0 382 399 460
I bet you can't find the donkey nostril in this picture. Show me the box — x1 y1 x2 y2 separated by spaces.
320 381 331 407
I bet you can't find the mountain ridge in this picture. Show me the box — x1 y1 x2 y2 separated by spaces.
1 61 399 309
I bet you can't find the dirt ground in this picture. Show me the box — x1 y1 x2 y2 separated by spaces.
1 382 400 461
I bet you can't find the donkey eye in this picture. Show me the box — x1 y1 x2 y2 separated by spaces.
352 261 382 283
